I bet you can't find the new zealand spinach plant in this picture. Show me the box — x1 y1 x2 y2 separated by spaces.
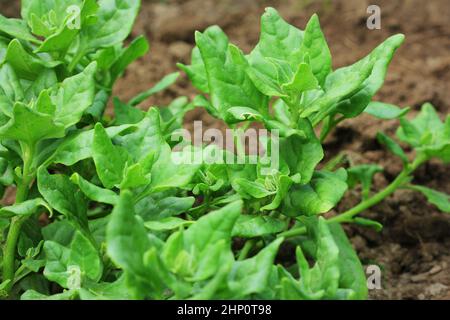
0 3 448 300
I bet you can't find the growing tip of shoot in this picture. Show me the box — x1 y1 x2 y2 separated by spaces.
393 33 406 43
264 7 279 17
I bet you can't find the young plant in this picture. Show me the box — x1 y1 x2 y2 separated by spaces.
0 0 175 297
0 3 448 300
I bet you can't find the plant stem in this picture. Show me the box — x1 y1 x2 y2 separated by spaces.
2 144 35 294
320 115 344 143
232 127 246 159
278 226 307 239
278 157 427 240
2 216 27 291
329 157 426 224
238 239 256 261
68 47 86 73
284 97 301 129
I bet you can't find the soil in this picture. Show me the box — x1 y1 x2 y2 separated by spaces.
2 0 450 300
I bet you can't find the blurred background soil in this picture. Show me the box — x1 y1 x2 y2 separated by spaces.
2 0 450 299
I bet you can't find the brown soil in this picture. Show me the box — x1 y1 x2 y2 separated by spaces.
2 0 450 300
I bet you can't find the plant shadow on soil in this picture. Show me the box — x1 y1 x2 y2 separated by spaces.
2 0 449 300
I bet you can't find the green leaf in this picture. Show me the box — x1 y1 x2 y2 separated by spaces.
28 13 52 38
68 231 103 282
106 191 165 299
332 34 405 120
35 90 56 115
249 8 304 76
4 39 58 80
111 35 149 82
0 15 40 44
149 144 201 192
142 247 182 298
71 173 119 205
120 156 153 190
129 72 180 106
273 99 292 126
117 110 200 191
79 276 133 300
195 26 268 122
227 238 283 298
283 169 348 216
242 10 331 110
117 108 165 162
37 167 88 228
86 90 109 120
0 64 24 113
93 123 128 189
347 164 383 200
161 97 195 136
264 119 306 139
407 185 450 213
113 97 145 125
226 107 264 123
43 231 102 289
397 103 450 162
232 215 287 238
365 101 410 119
177 47 209 93
233 178 274 199
261 175 295 211
42 220 77 247
0 102 65 146
36 24 78 54
280 118 323 184
21 289 78 300
234 174 294 212
281 63 319 95
21 0 84 27
301 63 372 121
299 14 332 86
184 201 242 254
353 217 383 232
52 62 97 128
304 34 404 123
0 198 52 218
135 194 195 221
34 0 98 54
162 202 241 283
287 217 340 299
377 132 408 164
82 0 140 50
50 124 134 166
246 9 328 100
328 223 368 299
92 46 120 70
43 241 72 288
24 68 57 101
144 217 194 232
